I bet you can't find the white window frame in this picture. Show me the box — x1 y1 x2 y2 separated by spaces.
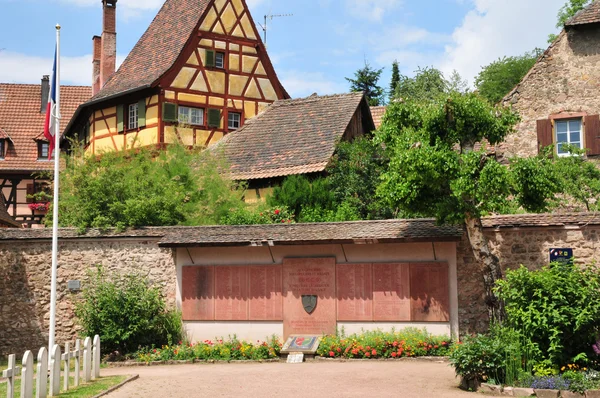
128 103 139 130
555 118 582 157
38 142 51 160
215 52 225 69
228 112 241 130
178 106 204 126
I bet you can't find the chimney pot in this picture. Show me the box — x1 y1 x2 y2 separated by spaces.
41 75 50 114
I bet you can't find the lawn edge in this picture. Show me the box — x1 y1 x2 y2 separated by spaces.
91 374 139 398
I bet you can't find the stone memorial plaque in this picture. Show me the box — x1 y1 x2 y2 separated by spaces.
248 265 283 321
283 258 336 338
372 263 411 321
215 266 249 321
410 263 449 322
281 335 321 354
182 266 215 321
336 263 373 321
67 280 81 291
286 353 304 364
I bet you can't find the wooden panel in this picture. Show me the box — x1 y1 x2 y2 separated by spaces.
537 118 553 154
248 265 283 321
181 266 215 321
409 263 450 322
585 114 600 155
372 263 411 321
336 263 373 321
215 266 249 320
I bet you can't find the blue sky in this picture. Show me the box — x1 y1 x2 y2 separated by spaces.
0 0 566 98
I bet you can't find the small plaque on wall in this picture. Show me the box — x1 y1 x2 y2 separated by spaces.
549 248 573 265
67 280 81 291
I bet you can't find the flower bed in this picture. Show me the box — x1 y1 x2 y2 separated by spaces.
134 336 282 363
316 329 452 359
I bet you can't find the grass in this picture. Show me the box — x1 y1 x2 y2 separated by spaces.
0 375 127 398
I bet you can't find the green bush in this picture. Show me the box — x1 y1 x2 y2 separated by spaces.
496 263 600 366
75 266 183 355
219 205 295 225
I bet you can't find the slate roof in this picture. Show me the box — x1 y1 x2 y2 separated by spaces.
0 83 91 173
566 1 600 26
370 106 386 129
0 195 20 228
481 212 600 229
214 92 370 180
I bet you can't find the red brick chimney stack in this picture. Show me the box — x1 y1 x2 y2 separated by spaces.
92 36 102 96
99 0 117 92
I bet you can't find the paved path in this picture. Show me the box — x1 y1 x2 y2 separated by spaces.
103 360 473 398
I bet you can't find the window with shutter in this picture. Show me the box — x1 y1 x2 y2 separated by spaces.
205 50 215 68
584 114 600 155
555 119 582 156
116 104 124 133
162 102 178 122
536 119 553 155
137 99 146 128
207 109 221 128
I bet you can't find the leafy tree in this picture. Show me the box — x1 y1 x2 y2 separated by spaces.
549 0 592 42
474 50 540 104
267 175 335 218
389 60 400 100
447 69 469 94
56 144 244 230
394 66 448 102
376 92 562 322
346 61 385 106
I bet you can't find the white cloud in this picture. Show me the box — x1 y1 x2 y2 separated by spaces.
0 51 125 86
344 0 402 22
279 70 346 98
439 0 564 85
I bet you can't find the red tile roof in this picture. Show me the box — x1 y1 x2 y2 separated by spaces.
566 1 600 26
215 92 370 180
0 83 91 173
370 106 386 129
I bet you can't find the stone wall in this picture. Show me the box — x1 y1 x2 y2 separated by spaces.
0 238 175 357
457 225 600 333
502 25 600 158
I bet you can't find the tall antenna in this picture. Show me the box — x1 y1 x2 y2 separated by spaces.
258 13 293 46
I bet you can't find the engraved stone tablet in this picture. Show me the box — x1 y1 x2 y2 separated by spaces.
182 266 215 320
336 263 373 321
283 258 336 337
248 265 283 321
372 263 411 321
286 353 304 364
67 280 81 291
215 266 249 320
410 263 450 322
281 335 321 354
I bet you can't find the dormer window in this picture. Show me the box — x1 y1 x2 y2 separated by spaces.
38 141 52 160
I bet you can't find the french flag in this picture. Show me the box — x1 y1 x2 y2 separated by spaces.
43 47 57 159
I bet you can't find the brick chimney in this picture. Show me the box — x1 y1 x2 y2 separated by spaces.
99 0 117 90
92 36 102 95
41 75 50 114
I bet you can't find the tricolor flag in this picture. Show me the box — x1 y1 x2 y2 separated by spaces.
43 47 58 159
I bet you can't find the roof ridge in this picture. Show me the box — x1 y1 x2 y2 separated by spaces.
0 83 91 88
272 92 363 107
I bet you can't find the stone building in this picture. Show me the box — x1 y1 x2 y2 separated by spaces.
502 1 600 159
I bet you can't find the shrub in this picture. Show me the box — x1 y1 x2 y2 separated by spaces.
75 266 183 355
495 263 600 366
219 205 294 225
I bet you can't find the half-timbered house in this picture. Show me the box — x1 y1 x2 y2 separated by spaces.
64 0 289 153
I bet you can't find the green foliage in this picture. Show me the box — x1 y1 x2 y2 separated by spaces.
316 328 451 358
220 205 295 225
135 336 282 362
75 266 183 355
390 60 400 100
447 70 469 94
268 175 335 218
553 148 600 211
474 50 541 104
346 61 385 106
557 0 592 27
394 67 448 103
495 263 600 366
56 144 244 230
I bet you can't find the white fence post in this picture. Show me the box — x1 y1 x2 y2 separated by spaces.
21 350 34 398
92 335 100 380
61 342 71 391
83 337 91 382
36 347 48 398
2 354 21 398
49 345 61 397
73 339 81 387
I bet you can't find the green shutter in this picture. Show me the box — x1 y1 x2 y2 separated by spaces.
116 104 124 133
205 50 215 67
162 102 178 122
138 99 146 128
208 109 221 128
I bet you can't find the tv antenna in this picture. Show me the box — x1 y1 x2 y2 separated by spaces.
258 13 293 46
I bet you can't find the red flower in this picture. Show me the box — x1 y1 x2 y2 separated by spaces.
329 351 335 357
372 349 377 356
336 347 341 353
365 352 371 357
392 341 398 347
434 345 439 349
281 220 285 223
391 352 397 358
428 345 432 349
351 349 358 355
274 209 280 215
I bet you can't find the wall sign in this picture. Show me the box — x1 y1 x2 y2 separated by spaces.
549 248 573 265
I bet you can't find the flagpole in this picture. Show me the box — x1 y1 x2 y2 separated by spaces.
48 23 61 354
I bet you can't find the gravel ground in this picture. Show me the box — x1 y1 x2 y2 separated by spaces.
103 360 473 398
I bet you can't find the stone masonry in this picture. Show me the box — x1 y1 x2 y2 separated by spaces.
502 25 600 158
0 238 175 357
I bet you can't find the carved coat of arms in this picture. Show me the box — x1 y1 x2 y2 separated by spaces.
302 295 317 314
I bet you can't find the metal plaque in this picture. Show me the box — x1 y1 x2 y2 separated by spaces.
302 295 317 314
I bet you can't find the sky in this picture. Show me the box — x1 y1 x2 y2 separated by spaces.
0 0 566 99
